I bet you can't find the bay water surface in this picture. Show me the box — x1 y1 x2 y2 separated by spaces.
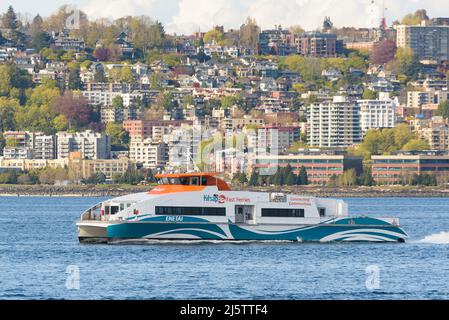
0 196 448 300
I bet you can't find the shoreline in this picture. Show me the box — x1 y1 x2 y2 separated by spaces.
0 184 449 198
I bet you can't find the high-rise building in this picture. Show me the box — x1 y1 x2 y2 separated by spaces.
296 32 337 57
56 131 111 160
396 24 449 62
2 131 56 160
308 96 362 148
129 138 168 169
358 94 397 134
258 27 295 56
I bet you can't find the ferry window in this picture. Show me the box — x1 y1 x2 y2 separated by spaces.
158 177 170 185
261 208 305 218
319 208 326 217
155 206 226 216
179 177 189 185
190 177 199 185
201 177 208 185
110 206 120 215
120 204 125 211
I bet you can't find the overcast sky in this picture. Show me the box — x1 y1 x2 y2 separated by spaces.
1 0 448 34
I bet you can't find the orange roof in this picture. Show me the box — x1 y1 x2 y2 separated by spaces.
154 172 231 191
155 172 218 179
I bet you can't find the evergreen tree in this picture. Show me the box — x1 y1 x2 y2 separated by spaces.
68 68 82 90
286 171 296 186
248 169 259 186
358 167 375 186
297 166 309 185
2 6 19 30
94 67 106 83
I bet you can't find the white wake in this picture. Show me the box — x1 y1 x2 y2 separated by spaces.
419 232 449 244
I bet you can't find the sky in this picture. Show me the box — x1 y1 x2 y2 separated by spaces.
1 0 449 34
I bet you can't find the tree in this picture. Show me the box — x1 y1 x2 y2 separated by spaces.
232 172 248 185
17 173 38 185
248 169 260 186
282 55 323 82
402 139 430 151
94 67 106 83
0 133 5 156
93 47 110 62
68 67 82 90
290 25 305 34
109 97 122 112
0 98 18 132
358 167 374 186
339 169 357 187
113 168 144 185
285 170 296 186
371 40 397 65
29 14 44 35
401 10 429 25
437 100 449 119
394 123 415 148
32 32 52 51
105 122 129 150
52 92 92 129
2 6 19 30
83 173 106 185
203 28 225 45
362 89 377 100
297 166 308 185
0 171 18 184
119 67 133 83
240 17 260 51
395 48 421 79
52 115 69 131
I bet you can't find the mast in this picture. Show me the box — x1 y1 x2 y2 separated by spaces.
380 0 387 30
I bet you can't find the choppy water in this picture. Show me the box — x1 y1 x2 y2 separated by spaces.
0 196 448 300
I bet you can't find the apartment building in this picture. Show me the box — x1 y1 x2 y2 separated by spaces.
259 27 295 56
416 118 449 151
123 120 193 139
221 115 265 131
396 24 449 61
2 131 56 160
257 125 301 153
358 94 397 133
296 32 337 57
70 158 131 180
308 96 362 148
56 131 111 160
129 138 168 169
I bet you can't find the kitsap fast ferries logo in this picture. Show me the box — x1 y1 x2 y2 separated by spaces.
203 194 226 204
203 194 251 204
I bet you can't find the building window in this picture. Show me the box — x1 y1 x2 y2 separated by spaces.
155 206 226 216
261 208 305 218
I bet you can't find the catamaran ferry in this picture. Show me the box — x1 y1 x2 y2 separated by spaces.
76 173 408 243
